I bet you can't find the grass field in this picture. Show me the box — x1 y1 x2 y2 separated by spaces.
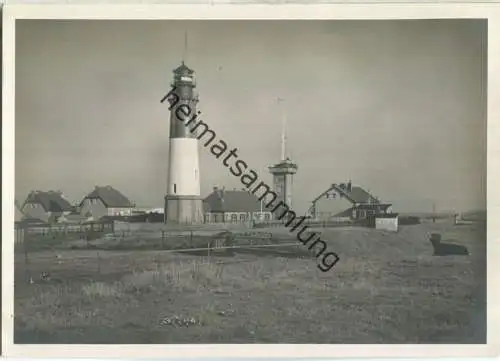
14 221 486 344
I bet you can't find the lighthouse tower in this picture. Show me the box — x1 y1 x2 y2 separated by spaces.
164 61 203 224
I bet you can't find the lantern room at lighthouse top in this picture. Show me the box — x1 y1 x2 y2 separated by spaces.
172 62 196 87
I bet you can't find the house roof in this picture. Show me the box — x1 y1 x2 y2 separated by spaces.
333 184 380 204
82 186 134 208
333 207 355 218
23 190 73 212
203 188 263 213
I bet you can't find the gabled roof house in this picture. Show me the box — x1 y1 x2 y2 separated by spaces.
80 185 134 219
21 190 73 223
310 181 392 220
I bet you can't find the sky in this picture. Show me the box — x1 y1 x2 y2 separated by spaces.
15 19 487 214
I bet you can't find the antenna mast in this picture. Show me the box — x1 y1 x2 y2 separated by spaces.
278 97 286 161
182 31 188 64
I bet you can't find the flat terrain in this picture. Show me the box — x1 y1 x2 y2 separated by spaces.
14 221 486 343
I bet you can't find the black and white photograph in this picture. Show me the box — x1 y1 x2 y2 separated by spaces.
2 3 497 357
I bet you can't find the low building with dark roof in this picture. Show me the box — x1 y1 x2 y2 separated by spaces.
21 190 73 224
203 187 273 223
79 185 134 220
309 181 392 221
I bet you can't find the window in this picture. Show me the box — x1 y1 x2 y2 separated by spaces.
326 192 336 199
231 214 237 222
239 214 247 221
358 210 366 219
173 184 177 194
264 213 271 221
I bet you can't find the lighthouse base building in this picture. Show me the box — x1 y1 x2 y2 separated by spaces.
164 196 204 224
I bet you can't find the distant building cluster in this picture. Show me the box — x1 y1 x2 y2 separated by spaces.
15 186 135 225
14 184 274 226
14 179 392 227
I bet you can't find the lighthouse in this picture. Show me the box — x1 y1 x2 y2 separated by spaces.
163 61 203 224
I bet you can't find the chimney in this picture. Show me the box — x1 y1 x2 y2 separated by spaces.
347 180 352 192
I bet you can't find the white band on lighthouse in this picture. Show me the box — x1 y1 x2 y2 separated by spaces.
167 138 201 196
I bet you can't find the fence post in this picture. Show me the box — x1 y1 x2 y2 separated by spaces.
97 251 101 274
190 230 193 246
161 231 165 249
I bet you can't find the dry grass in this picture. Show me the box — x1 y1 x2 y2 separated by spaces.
14 222 486 344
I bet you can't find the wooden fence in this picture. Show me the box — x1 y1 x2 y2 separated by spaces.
14 220 115 245
14 219 278 254
253 219 353 229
